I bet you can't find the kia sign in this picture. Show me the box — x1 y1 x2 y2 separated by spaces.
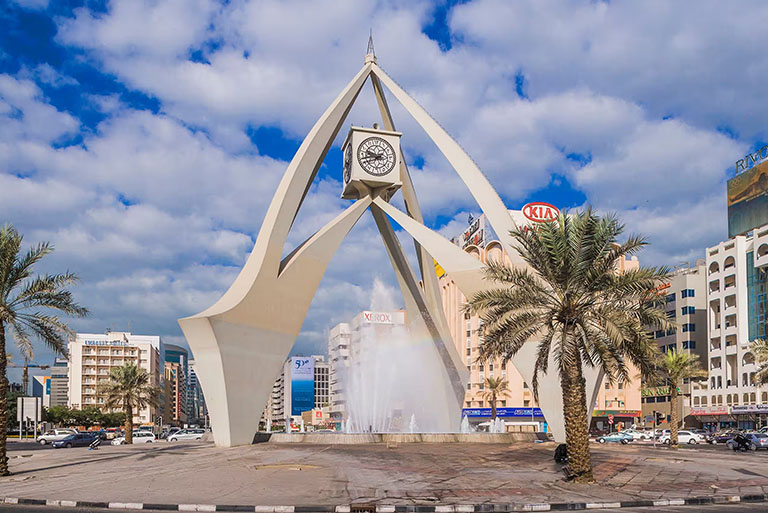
522 202 559 223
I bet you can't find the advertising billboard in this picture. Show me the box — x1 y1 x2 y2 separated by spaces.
728 158 768 238
290 357 315 416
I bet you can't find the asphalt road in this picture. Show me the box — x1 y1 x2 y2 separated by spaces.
2 503 768 513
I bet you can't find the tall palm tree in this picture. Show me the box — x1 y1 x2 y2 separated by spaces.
466 210 671 482
482 376 509 420
0 224 87 476
98 363 159 444
751 339 768 385
656 350 706 447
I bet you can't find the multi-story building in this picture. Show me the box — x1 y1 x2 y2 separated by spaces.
187 360 207 426
440 209 643 431
261 370 285 427
640 262 708 427
691 223 768 430
328 311 407 421
260 355 330 425
164 344 188 425
68 331 163 426
49 357 69 407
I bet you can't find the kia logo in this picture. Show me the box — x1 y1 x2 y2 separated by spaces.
522 202 560 223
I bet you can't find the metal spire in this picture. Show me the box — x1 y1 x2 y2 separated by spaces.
365 29 377 64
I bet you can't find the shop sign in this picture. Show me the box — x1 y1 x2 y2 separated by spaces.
641 386 680 397
731 404 768 414
690 406 729 416
592 409 641 417
462 407 544 418
522 202 560 223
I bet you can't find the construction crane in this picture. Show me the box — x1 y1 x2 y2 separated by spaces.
8 358 50 395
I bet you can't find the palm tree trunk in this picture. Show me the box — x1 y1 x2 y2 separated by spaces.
670 385 679 448
561 359 594 483
0 322 9 476
491 391 497 420
125 402 133 445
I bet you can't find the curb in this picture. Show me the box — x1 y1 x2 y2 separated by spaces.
1 494 764 511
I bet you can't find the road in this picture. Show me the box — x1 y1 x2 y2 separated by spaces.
2 503 768 513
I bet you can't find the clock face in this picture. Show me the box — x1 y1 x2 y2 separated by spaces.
343 144 352 183
357 136 396 176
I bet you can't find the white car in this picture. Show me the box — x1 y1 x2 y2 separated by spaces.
37 428 78 445
659 430 701 445
111 431 156 445
621 429 652 441
167 428 205 442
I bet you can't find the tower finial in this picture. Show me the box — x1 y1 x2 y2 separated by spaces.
365 29 377 64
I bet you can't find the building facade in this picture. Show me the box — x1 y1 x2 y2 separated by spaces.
68 331 163 426
187 360 207 426
691 223 768 430
269 355 330 425
49 357 69 407
439 209 643 431
164 344 189 426
640 263 708 427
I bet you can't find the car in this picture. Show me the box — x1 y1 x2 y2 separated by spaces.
51 432 96 448
167 428 205 442
621 429 651 441
659 430 701 445
726 433 768 451
36 428 78 445
105 428 122 440
714 431 740 443
691 429 714 443
596 432 633 444
111 431 156 445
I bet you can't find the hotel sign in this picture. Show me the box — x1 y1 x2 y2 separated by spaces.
462 407 544 418
736 145 768 172
83 340 128 347
690 406 729 416
732 404 768 414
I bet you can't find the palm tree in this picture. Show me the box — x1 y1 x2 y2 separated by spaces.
0 224 87 476
466 210 671 482
98 363 159 444
751 339 768 385
656 350 706 447
482 376 509 420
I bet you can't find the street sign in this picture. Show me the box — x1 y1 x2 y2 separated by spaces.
608 419 614 425
608 414 614 422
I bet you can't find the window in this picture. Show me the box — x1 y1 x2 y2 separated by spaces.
682 340 696 349
655 330 665 339
501 362 506 370
489 363 494 371
682 323 696 332
646 396 656 403
466 348 471 356
666 311 675 319
466 330 471 337
682 306 696 315
681 289 695 298
523 382 529 389
467 383 471 390
605 381 610 390
466 338 471 348
523 400 530 407
666 293 676 303
618 380 624 390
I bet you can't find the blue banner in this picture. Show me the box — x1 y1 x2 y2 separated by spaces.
290 357 315 416
462 407 544 418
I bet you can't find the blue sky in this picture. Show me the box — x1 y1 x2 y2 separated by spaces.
2 0 766 383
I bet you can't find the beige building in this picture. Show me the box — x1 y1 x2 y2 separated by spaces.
164 361 187 426
68 331 163 426
640 262 708 427
439 210 643 430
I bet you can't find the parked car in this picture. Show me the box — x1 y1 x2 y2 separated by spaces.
727 433 768 451
167 428 205 442
37 428 78 445
691 429 714 443
596 432 633 444
51 432 96 448
621 429 651 441
659 430 702 444
714 431 740 444
111 431 156 445
105 428 122 440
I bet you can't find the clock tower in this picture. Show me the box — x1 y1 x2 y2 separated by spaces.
341 124 402 199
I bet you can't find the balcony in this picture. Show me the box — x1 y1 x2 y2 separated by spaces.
709 280 720 293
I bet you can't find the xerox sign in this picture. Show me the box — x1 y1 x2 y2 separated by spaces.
522 202 560 223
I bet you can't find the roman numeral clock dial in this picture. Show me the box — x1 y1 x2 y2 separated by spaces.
357 137 396 176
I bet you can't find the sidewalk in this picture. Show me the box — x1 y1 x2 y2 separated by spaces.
3 440 768 506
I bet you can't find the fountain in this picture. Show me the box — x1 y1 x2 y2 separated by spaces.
266 418 271 433
460 415 472 434
340 279 458 433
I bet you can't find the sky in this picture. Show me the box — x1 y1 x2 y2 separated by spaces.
2 0 766 383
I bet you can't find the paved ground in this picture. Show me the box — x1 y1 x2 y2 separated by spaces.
4 439 768 506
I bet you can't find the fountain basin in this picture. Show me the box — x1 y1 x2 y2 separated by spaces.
253 432 548 444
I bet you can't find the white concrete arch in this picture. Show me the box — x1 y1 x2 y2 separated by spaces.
179 51 599 446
